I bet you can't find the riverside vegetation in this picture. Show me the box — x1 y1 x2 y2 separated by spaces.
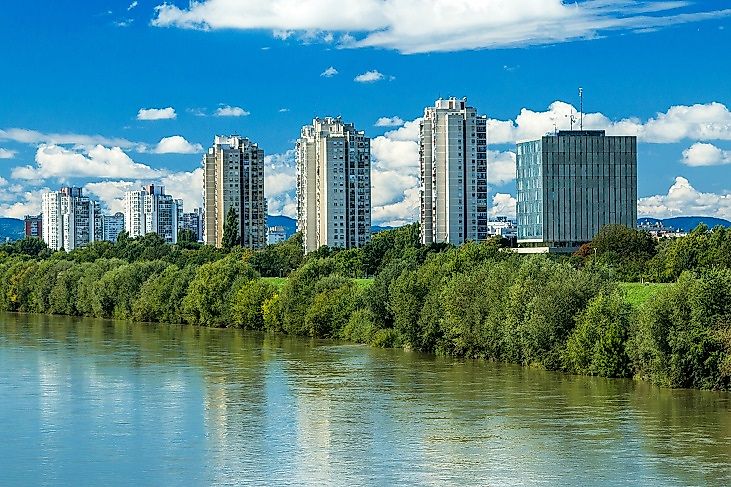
1 223 730 390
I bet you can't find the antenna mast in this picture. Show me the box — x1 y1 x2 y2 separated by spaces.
579 87 584 131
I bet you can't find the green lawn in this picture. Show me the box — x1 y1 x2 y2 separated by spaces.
620 282 668 306
261 277 288 289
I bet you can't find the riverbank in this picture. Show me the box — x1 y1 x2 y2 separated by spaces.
1 225 730 391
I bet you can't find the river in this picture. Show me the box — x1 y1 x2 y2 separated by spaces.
0 313 729 486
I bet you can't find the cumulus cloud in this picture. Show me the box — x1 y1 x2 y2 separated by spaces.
638 177 731 220
151 0 731 54
264 150 297 217
11 144 163 181
214 105 250 117
489 101 731 144
152 135 203 154
320 66 338 77
488 150 516 185
0 148 16 159
0 127 139 150
128 1 138 10
375 116 404 127
354 70 384 83
83 168 204 214
0 187 49 219
490 193 517 219
682 142 731 166
137 107 177 120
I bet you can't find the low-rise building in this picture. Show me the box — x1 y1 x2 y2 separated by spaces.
267 225 287 245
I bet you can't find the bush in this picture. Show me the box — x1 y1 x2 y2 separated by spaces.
564 290 633 377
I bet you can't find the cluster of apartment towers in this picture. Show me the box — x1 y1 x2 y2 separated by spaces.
29 97 638 254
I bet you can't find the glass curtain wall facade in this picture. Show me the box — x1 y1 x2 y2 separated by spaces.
517 130 637 249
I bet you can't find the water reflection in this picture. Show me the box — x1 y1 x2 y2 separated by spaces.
0 312 729 486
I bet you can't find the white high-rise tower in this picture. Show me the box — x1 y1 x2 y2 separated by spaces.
296 117 371 253
420 97 488 245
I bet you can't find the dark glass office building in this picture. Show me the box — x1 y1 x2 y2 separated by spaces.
516 130 637 250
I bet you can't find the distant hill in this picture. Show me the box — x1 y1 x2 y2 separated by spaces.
0 218 24 242
372 225 394 234
638 216 731 232
267 215 297 238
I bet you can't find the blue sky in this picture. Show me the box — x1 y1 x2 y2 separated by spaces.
1 0 730 225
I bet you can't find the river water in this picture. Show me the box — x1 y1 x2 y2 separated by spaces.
0 313 729 486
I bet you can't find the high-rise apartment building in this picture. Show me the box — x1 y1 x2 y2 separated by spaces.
420 97 489 245
296 117 371 253
516 130 637 251
124 184 179 243
42 187 95 251
203 136 267 249
181 208 203 242
24 215 42 239
94 212 125 242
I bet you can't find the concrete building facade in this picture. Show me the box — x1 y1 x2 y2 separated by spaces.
516 130 637 251
296 117 371 253
181 208 203 242
124 184 179 243
24 215 42 239
42 187 95 251
267 225 287 245
420 97 489 245
203 136 267 249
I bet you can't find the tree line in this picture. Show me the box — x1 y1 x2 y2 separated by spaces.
0 223 729 390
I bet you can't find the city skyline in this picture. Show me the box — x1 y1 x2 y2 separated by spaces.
1 1 731 226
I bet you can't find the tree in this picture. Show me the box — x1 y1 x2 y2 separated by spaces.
222 207 240 250
178 229 198 244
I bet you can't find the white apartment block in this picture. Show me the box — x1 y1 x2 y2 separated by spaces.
203 135 267 249
124 185 179 243
42 187 95 251
420 97 489 245
296 117 371 253
95 212 125 242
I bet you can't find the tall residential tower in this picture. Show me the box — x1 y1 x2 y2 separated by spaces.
296 117 371 253
420 98 489 245
516 130 638 251
203 136 267 249
124 184 179 243
42 187 95 251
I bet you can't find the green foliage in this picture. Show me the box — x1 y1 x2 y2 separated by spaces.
91 260 170 319
132 265 197 324
0 237 51 258
222 207 240 250
564 290 633 377
249 233 304 277
648 225 731 282
576 225 656 282
230 280 276 329
182 255 257 326
629 270 731 389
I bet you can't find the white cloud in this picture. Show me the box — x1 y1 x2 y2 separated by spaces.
82 169 203 215
490 193 517 219
84 180 138 214
320 66 338 77
354 70 384 83
278 108 290 112
214 105 250 117
0 187 49 219
0 148 16 159
0 127 139 150
682 142 731 166
11 144 163 181
137 107 177 120
488 150 516 185
370 119 421 225
489 101 731 144
151 0 731 54
638 177 731 220
162 168 204 210
264 150 297 218
375 116 404 127
152 135 203 154
128 1 138 10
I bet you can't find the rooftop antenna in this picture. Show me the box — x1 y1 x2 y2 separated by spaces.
579 87 584 130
